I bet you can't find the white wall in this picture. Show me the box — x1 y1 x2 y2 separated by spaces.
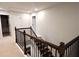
0 10 31 41
0 3 79 46
36 3 79 45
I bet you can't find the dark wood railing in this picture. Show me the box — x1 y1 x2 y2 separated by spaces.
65 36 79 49
64 36 79 57
15 27 79 57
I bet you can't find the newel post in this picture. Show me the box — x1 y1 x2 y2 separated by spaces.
23 30 27 54
15 27 17 43
58 42 65 57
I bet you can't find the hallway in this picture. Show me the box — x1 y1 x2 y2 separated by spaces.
0 37 24 57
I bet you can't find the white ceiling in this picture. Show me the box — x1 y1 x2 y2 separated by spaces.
0 2 61 13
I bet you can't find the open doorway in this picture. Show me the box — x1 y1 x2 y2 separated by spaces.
1 15 10 37
32 15 36 33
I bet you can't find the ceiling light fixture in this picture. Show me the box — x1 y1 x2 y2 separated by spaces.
0 8 3 10
34 8 38 11
27 11 31 13
32 13 36 16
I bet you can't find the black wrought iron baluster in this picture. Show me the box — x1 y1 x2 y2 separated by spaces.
40 42 44 55
23 30 27 54
15 27 17 43
38 41 40 57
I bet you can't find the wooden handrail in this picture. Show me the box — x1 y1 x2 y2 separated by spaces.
16 28 79 49
15 26 37 37
65 36 79 49
17 29 58 49
16 27 31 30
24 31 58 49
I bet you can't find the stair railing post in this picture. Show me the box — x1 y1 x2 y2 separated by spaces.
23 30 27 54
15 27 17 43
58 42 65 57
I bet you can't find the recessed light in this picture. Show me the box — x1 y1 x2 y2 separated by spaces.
27 11 31 13
32 13 36 16
0 8 3 9
34 8 38 11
